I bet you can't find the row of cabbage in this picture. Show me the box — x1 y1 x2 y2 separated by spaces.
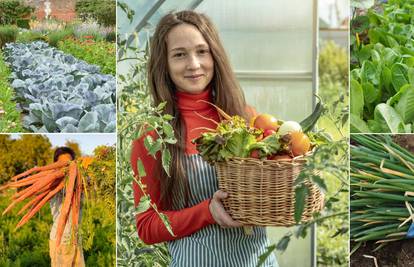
3 41 115 133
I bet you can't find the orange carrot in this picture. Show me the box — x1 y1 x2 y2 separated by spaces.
0 184 9 192
3 170 65 215
11 170 60 199
15 179 65 229
55 161 77 246
17 191 49 215
16 177 62 215
10 169 63 200
7 170 55 189
12 161 69 181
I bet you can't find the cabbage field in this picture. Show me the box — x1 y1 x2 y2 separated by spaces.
3 41 116 133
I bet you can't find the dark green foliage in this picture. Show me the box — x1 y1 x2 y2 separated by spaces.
47 28 74 48
0 191 52 266
105 31 116 42
75 0 116 26
0 135 52 185
0 25 18 48
0 0 34 26
16 19 30 29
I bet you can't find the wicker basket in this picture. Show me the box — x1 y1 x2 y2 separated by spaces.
215 156 323 227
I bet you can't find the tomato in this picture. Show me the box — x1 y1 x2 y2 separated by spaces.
263 129 276 138
250 150 260 159
269 154 292 161
290 132 311 156
253 114 279 131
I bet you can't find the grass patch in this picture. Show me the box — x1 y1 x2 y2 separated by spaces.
0 52 23 132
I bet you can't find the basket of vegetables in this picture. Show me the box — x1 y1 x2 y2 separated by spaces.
194 100 325 226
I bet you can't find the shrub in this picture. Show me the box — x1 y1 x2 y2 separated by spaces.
105 31 116 42
47 28 74 47
0 25 18 48
0 0 34 25
16 31 47 43
71 18 114 41
75 0 116 26
319 40 348 87
16 19 30 29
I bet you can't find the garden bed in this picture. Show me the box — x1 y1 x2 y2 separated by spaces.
4 41 115 133
58 37 115 75
351 240 414 267
351 135 414 266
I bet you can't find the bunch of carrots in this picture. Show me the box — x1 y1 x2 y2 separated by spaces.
0 157 92 246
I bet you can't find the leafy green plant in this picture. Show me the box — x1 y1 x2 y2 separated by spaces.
0 0 34 26
58 38 116 75
47 28 74 47
16 19 30 29
319 41 348 88
0 52 23 133
0 25 18 48
15 31 47 43
117 39 174 266
350 0 414 133
75 0 116 27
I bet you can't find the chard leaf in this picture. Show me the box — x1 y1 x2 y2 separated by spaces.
350 114 370 133
391 63 409 91
395 86 414 123
374 103 405 133
361 60 380 85
361 82 378 104
351 79 364 117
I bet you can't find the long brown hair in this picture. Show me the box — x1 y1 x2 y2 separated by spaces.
148 10 248 209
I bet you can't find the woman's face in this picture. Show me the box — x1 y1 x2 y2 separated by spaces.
166 23 214 94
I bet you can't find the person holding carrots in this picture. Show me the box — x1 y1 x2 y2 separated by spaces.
49 147 85 267
131 10 278 266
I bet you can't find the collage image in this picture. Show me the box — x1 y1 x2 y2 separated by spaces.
0 0 412 266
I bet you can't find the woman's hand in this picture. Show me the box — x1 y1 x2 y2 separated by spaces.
209 190 243 228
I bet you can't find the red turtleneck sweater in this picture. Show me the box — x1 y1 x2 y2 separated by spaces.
131 89 220 245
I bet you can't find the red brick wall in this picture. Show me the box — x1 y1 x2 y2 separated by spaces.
27 0 76 22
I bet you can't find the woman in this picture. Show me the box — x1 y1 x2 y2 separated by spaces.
131 10 278 267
